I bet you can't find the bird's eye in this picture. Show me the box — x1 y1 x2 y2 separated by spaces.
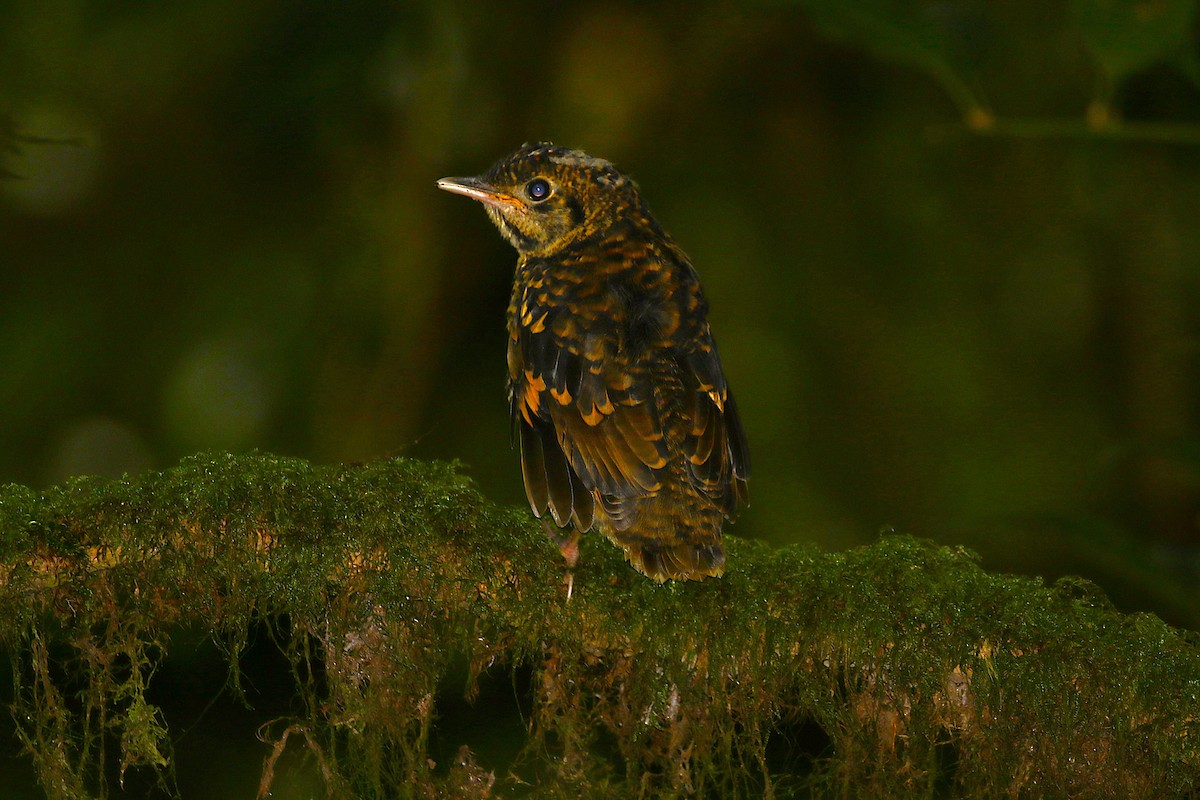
526 178 551 201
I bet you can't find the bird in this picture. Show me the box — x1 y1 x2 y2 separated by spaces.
437 142 748 583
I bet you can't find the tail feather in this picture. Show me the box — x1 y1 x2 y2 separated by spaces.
634 540 725 582
594 456 730 582
605 523 726 582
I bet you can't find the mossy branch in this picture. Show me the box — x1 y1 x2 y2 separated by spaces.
1 452 1198 798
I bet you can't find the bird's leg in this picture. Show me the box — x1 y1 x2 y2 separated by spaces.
542 521 580 600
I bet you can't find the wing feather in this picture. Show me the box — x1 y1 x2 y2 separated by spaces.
508 252 748 533
509 287 667 530
680 335 750 516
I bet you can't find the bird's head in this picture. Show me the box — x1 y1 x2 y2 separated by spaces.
437 142 644 255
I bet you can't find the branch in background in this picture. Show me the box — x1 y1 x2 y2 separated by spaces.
794 0 1200 144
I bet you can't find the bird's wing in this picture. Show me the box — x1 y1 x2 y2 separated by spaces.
508 292 668 532
679 331 750 516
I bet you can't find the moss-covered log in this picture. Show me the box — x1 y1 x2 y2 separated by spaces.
0 452 1198 798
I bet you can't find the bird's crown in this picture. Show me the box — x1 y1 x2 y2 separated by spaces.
486 142 631 191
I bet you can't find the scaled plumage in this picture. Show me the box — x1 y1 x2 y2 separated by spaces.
438 142 749 582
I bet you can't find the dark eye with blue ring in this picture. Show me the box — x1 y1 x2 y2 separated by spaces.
526 178 551 201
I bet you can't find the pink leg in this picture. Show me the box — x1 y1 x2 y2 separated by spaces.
542 522 580 599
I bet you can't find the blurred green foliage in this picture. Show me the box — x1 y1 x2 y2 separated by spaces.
3 1 1200 624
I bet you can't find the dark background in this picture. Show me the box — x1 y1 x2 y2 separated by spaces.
3 1 1200 794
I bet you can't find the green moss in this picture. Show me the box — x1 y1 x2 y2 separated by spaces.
1 452 1198 798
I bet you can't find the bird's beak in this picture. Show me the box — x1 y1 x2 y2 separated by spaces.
436 176 526 212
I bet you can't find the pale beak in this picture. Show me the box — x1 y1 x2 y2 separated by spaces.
436 176 526 212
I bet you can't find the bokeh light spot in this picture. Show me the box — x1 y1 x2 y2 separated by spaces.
162 336 273 451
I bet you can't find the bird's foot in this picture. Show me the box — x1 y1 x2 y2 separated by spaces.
542 522 580 600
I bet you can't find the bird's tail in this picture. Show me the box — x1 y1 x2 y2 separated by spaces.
600 504 726 582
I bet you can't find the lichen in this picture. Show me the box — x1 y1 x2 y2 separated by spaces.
0 452 1198 798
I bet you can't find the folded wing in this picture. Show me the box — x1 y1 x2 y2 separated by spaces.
509 285 748 529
